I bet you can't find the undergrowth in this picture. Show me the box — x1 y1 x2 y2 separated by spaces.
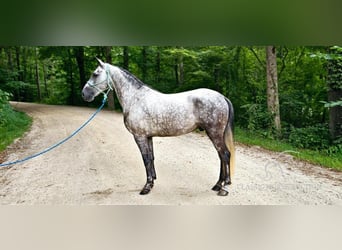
234 127 342 171
0 89 32 152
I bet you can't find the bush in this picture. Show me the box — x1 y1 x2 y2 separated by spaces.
0 88 11 104
288 124 331 150
2 81 36 102
0 89 12 125
240 102 273 133
0 88 32 151
326 136 342 155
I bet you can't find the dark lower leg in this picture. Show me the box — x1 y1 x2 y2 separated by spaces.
216 150 231 196
147 138 157 180
151 164 157 180
134 136 156 195
206 131 228 194
212 161 225 191
140 153 155 195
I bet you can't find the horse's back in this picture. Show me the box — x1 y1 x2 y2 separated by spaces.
161 88 230 127
125 87 230 137
187 88 228 109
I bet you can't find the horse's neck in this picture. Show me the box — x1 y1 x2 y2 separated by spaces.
108 65 141 110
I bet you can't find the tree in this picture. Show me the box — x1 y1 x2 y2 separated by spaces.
171 48 184 86
75 46 86 90
155 47 161 84
141 46 148 82
266 46 281 134
67 47 75 105
123 46 129 70
35 47 41 101
327 46 342 140
5 46 13 71
15 46 22 81
104 46 115 110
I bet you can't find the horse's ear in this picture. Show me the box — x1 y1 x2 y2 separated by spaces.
95 57 105 68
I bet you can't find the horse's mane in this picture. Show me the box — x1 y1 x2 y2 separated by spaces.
118 67 145 89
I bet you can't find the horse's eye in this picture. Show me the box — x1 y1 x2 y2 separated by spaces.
93 72 99 77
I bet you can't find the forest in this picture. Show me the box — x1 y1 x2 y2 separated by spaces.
0 46 341 168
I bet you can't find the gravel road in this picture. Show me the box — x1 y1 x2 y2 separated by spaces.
0 102 341 204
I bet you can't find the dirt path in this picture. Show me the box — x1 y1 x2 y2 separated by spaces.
1 102 341 204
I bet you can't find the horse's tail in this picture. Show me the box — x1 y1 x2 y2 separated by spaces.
224 97 235 177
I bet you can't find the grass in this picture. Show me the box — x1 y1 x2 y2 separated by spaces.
234 127 342 171
0 106 32 152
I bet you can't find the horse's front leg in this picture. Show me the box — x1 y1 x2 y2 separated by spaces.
147 137 157 180
134 136 156 195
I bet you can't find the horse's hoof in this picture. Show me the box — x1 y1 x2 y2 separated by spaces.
139 188 151 195
217 189 229 196
139 182 153 195
212 184 222 192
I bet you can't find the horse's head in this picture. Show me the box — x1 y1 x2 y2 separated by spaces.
82 58 112 102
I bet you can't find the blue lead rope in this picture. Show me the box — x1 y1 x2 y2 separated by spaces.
0 95 107 168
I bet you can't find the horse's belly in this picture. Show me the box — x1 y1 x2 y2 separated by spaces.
155 116 197 136
125 106 198 137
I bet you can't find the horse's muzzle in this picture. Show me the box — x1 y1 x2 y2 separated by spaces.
82 88 95 102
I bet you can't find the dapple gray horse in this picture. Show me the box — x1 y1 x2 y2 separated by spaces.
82 58 235 196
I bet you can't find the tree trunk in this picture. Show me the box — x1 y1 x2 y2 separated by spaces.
123 46 129 70
15 46 22 81
327 47 342 140
155 47 161 84
67 48 75 105
6 46 13 72
174 58 179 85
104 46 115 110
43 62 49 98
35 47 41 101
214 65 220 90
266 46 281 135
75 46 86 89
22 47 27 82
179 54 184 85
141 46 147 82
328 90 342 139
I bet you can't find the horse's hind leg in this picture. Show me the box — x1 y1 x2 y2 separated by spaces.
206 130 231 196
134 136 156 195
211 160 225 192
216 149 231 196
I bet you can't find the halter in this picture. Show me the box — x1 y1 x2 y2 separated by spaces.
87 65 114 100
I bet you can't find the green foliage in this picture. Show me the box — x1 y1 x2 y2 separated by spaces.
0 89 12 126
41 70 70 105
279 47 327 128
0 68 17 83
0 88 11 105
2 81 36 102
321 99 342 108
0 109 32 151
288 124 331 150
327 59 342 90
326 141 342 156
235 126 342 171
0 89 32 151
240 101 273 133
312 46 342 90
